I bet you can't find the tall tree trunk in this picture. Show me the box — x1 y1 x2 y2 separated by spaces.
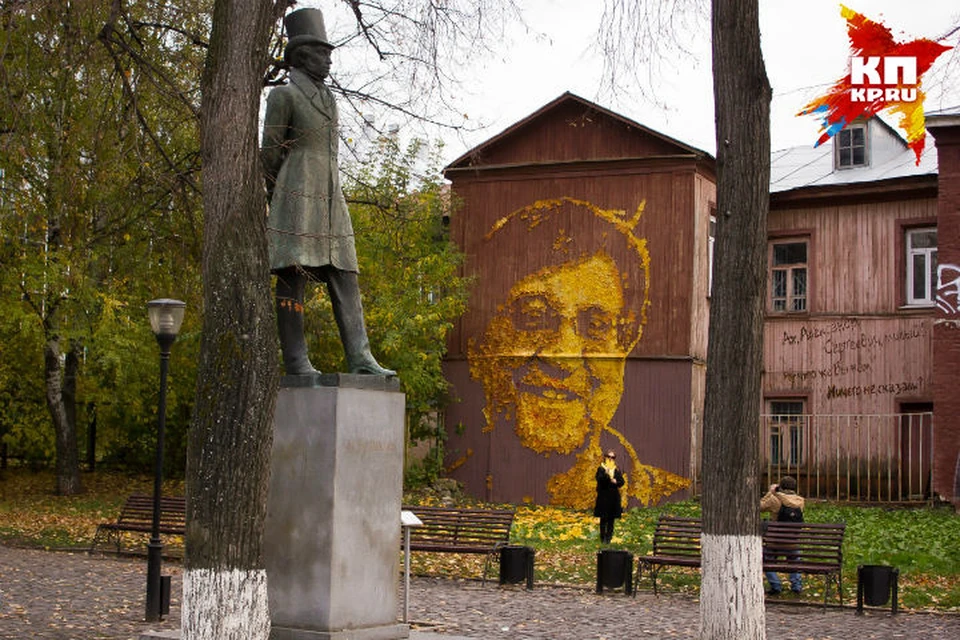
182 2 284 638
700 1 771 639
63 342 79 447
44 335 81 495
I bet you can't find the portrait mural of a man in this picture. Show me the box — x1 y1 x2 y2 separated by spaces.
466 197 690 509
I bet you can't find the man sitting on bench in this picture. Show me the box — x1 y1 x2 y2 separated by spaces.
761 475 805 596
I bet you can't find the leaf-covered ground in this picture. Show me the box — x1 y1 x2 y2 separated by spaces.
0 469 185 553
2 469 958 611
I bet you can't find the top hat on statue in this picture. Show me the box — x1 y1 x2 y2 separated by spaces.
284 8 334 63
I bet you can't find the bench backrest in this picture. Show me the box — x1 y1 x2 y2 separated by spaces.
118 494 186 527
763 521 845 567
652 515 702 558
402 505 514 547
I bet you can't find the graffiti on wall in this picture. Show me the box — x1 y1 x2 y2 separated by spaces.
779 318 927 400
826 379 922 400
467 197 689 509
937 263 960 315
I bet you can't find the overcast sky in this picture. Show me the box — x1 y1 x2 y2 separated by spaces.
298 0 960 163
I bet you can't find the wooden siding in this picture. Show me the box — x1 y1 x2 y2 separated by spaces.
443 359 694 507
764 315 933 416
689 361 707 491
441 93 713 508
450 97 700 169
763 196 937 418
690 173 715 361
447 166 706 360
767 197 937 314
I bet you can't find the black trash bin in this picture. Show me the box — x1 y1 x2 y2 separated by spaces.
596 549 633 595
499 545 535 589
857 565 898 615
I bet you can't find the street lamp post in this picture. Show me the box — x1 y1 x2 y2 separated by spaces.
145 298 185 622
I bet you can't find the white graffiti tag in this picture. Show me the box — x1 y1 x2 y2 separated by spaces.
937 263 960 315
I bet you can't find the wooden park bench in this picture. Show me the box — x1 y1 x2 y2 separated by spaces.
763 520 846 606
635 514 846 606
635 515 703 595
90 494 186 555
401 504 515 584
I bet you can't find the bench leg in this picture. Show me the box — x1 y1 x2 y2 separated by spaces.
483 545 505 586
821 573 843 610
89 527 104 554
99 529 122 555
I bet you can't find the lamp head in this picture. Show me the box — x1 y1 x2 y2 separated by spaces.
147 299 186 339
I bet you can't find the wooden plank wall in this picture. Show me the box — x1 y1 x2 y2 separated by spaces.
442 98 715 507
448 166 705 360
763 196 938 418
442 358 694 507
443 165 711 507
460 100 686 168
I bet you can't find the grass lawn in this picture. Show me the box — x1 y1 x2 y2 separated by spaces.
2 468 958 611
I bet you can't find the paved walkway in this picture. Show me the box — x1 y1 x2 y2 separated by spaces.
2 545 959 639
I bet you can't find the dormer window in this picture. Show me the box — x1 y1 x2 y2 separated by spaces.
836 123 868 168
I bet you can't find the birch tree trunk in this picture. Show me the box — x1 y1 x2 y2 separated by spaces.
182 1 286 638
700 0 771 638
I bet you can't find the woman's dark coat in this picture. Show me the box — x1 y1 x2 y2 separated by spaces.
593 466 625 519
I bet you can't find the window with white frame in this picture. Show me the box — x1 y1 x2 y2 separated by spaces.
836 123 868 168
768 400 805 466
770 240 808 313
905 227 938 306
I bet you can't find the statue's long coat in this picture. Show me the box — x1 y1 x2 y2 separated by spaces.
261 68 358 272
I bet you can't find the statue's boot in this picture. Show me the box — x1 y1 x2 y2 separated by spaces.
276 271 320 376
328 270 396 376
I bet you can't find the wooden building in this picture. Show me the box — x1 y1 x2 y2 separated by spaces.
763 117 939 500
441 93 715 509
441 94 958 507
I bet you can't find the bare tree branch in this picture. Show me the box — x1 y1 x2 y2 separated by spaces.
594 0 708 108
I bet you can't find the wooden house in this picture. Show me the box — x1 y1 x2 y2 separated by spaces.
441 93 715 508
763 117 939 500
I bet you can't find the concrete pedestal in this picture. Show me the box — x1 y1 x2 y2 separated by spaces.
265 374 408 640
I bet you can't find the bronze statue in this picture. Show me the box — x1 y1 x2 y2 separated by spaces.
262 8 395 377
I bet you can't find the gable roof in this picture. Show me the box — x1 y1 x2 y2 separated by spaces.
445 92 713 171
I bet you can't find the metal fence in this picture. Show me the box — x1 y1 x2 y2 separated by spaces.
759 413 934 503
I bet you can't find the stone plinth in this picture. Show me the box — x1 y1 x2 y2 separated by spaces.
265 375 408 640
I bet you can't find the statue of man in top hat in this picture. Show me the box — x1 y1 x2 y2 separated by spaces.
262 8 395 377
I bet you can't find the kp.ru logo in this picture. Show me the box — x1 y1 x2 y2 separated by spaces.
849 56 918 103
799 5 951 165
